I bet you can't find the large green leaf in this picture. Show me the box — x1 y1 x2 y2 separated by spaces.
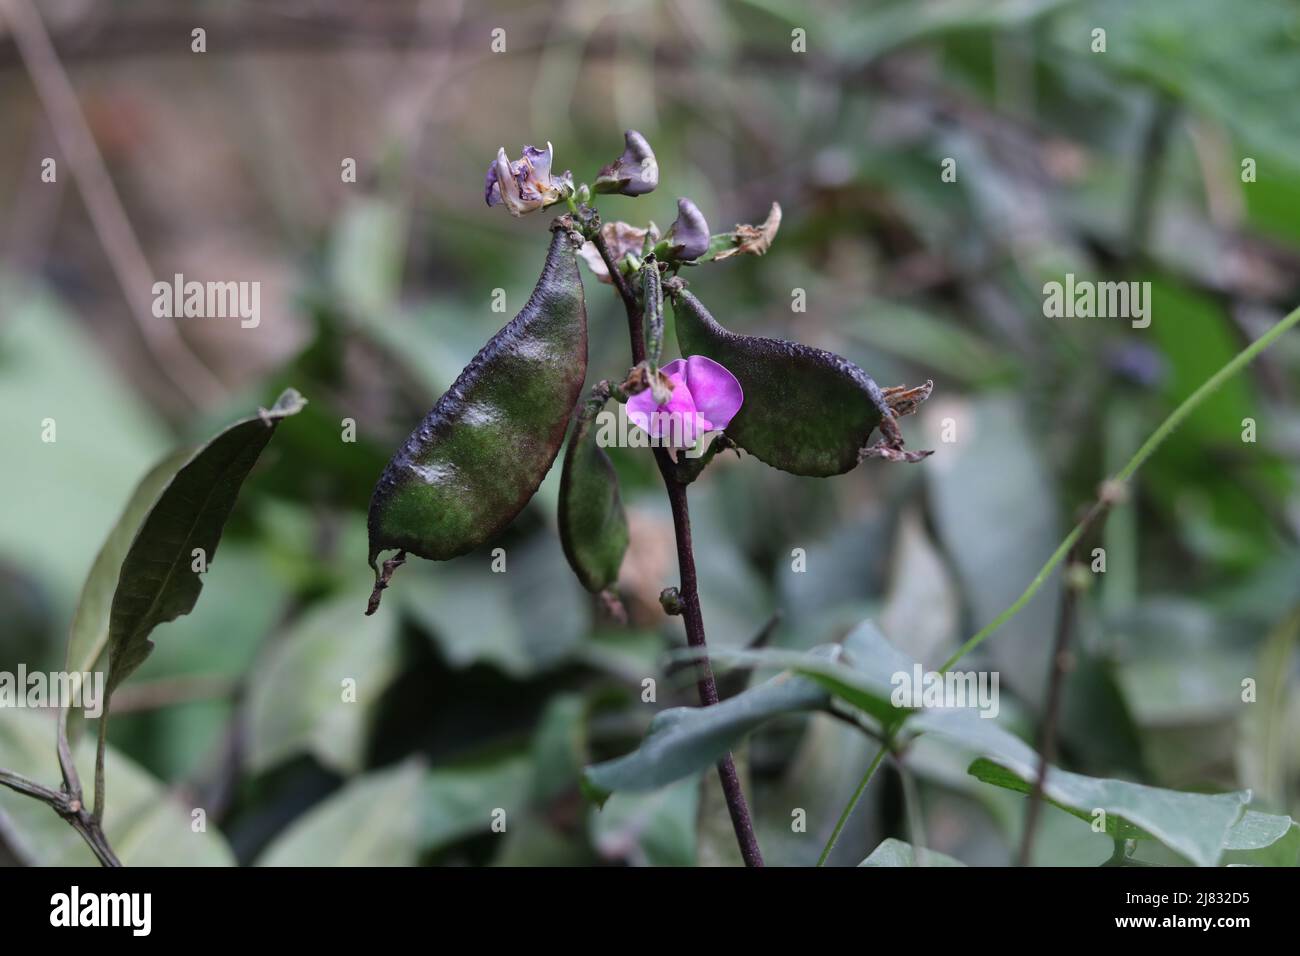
105 389 306 695
912 710 1251 866
421 754 534 853
1222 811 1299 867
925 395 1060 704
583 669 830 803
1051 0 1300 163
246 587 401 775
590 779 700 866
256 753 536 866
64 451 193 679
0 710 232 866
0 279 168 615
256 759 426 866
400 532 586 678
708 621 918 727
1236 611 1299 806
859 838 965 867
58 450 190 747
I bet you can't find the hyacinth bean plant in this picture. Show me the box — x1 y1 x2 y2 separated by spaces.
3 128 1299 869
363 131 934 865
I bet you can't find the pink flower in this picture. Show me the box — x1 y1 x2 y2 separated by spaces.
627 356 743 451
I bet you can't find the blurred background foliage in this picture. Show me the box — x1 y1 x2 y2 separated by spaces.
1 0 1298 866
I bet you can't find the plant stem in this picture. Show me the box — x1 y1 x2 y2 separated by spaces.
92 707 109 823
817 741 888 866
659 466 763 867
0 765 121 866
1017 502 1109 866
897 758 929 866
589 219 644 356
598 215 763 866
821 300 1300 865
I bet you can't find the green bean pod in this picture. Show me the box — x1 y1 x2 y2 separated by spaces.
368 222 587 574
558 384 629 595
670 286 925 477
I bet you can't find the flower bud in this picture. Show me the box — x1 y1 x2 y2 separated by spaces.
593 130 657 196
662 198 710 262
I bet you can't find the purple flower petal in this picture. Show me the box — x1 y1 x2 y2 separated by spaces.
665 198 710 261
483 144 568 216
594 130 658 196
625 356 741 450
523 143 552 180
682 355 743 430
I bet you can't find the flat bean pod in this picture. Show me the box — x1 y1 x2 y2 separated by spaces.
558 384 629 596
368 222 588 576
670 286 924 476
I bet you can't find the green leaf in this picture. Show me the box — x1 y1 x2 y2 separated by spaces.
64 451 197 678
59 449 190 747
0 710 233 866
246 587 402 775
257 758 426 866
400 532 586 678
0 280 168 612
421 754 534 852
859 838 965 867
106 389 306 696
530 694 588 804
590 779 700 866
707 621 917 727
879 508 960 666
913 710 1250 866
1222 811 1299 867
259 751 536 865
582 670 829 802
670 287 925 476
1236 611 1300 806
924 395 1060 704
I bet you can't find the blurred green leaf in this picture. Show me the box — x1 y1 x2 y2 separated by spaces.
247 587 401 775
1236 610 1300 806
257 758 424 866
1222 811 1299 867
583 669 829 802
0 710 232 866
913 710 1250 865
590 778 699 866
0 281 168 616
401 532 586 678
422 754 533 853
925 395 1060 704
859 837 965 867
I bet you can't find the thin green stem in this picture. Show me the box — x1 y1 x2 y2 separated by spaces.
944 300 1300 672
897 759 929 867
817 741 888 866
822 301 1300 866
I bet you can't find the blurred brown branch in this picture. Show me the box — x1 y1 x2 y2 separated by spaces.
0 0 226 407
